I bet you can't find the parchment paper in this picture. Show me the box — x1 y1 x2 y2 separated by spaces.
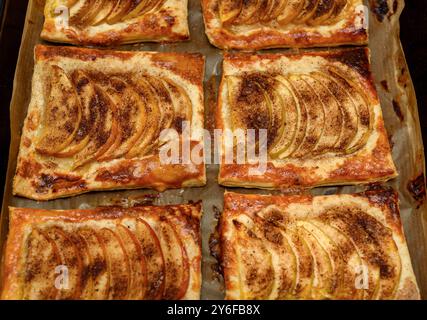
1 0 426 299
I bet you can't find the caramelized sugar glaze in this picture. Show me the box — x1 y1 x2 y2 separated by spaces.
220 192 420 300
2 204 202 300
35 65 192 169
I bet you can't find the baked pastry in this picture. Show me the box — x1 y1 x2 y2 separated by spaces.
217 48 397 189
1 203 202 300
41 0 190 45
219 190 420 300
13 45 206 200
201 0 368 50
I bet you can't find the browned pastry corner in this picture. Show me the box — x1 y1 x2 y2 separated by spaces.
220 190 420 300
41 0 190 45
217 47 397 189
201 0 368 50
1 203 202 300
13 45 206 200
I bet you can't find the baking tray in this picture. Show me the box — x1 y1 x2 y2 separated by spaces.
1 0 426 299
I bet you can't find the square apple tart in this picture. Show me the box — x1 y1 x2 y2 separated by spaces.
13 45 206 200
219 190 420 300
217 48 397 189
1 203 202 300
41 0 190 45
202 0 368 50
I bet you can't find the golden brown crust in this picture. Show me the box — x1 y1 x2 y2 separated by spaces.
202 0 368 50
217 48 397 189
1 203 202 300
13 45 206 201
220 190 420 300
41 0 189 46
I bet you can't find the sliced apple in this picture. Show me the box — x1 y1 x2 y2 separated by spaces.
307 0 336 26
233 0 263 25
146 77 175 133
256 206 314 299
327 67 373 154
293 0 320 24
226 75 272 152
253 215 298 299
320 210 401 300
43 226 83 300
22 228 61 300
300 74 343 155
251 75 286 151
272 75 307 159
68 0 90 27
226 75 270 132
106 0 133 24
77 228 109 300
316 210 390 299
260 0 281 22
97 76 147 161
298 221 336 299
68 231 93 299
284 226 314 299
257 0 272 22
219 0 243 25
68 0 104 27
163 209 201 300
92 85 120 161
311 71 358 152
116 224 147 300
94 76 127 161
232 215 274 299
154 216 190 299
92 0 117 25
261 0 286 22
133 219 165 299
141 0 164 15
326 0 347 24
97 228 130 300
36 65 81 156
53 70 94 158
309 220 365 299
161 78 192 133
76 228 109 300
277 0 304 25
121 0 148 20
303 221 348 299
286 74 325 158
126 77 161 158
123 0 163 20
72 78 119 168
81 0 105 26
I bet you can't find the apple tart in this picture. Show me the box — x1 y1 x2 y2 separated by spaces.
201 0 368 50
217 48 397 189
1 203 202 300
220 190 420 300
41 0 190 45
13 45 206 200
